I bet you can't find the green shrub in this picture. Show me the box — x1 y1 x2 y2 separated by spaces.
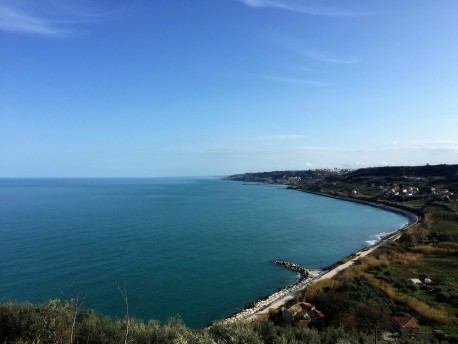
209 322 262 344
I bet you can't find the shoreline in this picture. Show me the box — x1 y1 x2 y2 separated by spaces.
223 187 419 323
295 188 419 223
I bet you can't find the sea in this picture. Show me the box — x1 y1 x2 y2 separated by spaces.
0 177 408 327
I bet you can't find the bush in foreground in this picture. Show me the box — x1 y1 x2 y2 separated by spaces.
0 301 450 344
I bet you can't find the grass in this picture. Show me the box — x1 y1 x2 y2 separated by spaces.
364 273 454 325
300 175 458 335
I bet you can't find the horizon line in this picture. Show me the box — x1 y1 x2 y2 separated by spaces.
0 163 453 179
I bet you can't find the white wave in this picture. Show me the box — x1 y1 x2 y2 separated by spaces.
365 231 392 246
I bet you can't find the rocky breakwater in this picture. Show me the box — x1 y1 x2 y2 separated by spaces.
274 260 310 279
223 261 318 323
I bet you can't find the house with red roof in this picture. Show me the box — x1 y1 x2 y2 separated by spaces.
392 316 420 336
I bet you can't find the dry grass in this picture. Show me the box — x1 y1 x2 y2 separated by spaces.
424 212 434 227
365 274 455 325
342 252 419 277
411 244 458 255
437 241 458 250
305 279 341 300
390 251 421 265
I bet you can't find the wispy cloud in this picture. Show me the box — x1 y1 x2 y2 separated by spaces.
296 141 458 154
201 140 458 157
213 134 309 143
0 1 109 37
0 3 69 37
262 75 335 87
190 138 457 175
238 0 362 17
289 47 360 64
405 140 458 152
282 65 333 74
271 35 361 65
237 134 308 141
193 139 457 172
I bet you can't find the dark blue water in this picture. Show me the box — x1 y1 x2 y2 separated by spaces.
0 178 407 327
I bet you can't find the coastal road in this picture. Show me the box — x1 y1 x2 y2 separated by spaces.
241 232 404 321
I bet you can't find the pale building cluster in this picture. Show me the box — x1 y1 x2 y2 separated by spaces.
378 184 420 197
372 182 455 201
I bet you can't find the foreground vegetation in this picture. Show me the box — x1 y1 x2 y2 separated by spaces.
2 164 457 343
0 300 448 343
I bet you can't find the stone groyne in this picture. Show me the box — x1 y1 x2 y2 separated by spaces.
274 260 310 278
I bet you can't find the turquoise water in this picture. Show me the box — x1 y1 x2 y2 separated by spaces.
0 178 408 327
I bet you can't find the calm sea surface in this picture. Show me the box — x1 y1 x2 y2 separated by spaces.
0 178 408 327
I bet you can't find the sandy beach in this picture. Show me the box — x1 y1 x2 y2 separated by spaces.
224 194 419 324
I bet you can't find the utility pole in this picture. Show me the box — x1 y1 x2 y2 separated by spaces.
374 324 378 344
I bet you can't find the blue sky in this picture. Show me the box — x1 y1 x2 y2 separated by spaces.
1 0 457 177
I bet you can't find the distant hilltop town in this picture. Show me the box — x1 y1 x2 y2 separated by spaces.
224 164 458 203
223 168 352 186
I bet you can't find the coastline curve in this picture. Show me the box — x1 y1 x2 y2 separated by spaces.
223 186 419 323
